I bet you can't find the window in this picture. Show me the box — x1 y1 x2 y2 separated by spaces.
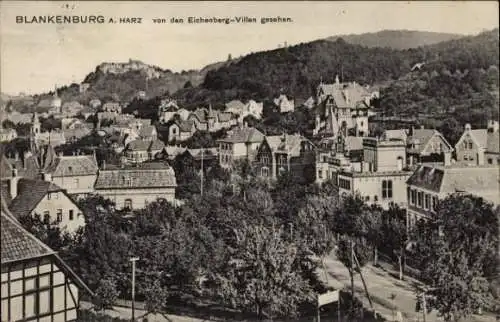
411 189 416 205
417 191 423 207
56 209 63 223
468 142 473 149
47 193 51 200
318 170 323 179
261 167 269 177
74 178 79 187
424 194 430 210
124 199 133 210
382 180 393 199
69 210 74 220
488 158 493 164
43 211 50 224
432 196 438 211
339 178 351 190
374 195 378 202
407 187 411 203
365 196 370 202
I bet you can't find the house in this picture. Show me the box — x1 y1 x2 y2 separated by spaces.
63 127 92 144
167 119 196 142
217 126 265 169
34 130 66 148
89 98 102 109
314 76 378 136
254 134 316 182
139 125 158 141
1 198 93 322
123 139 165 163
37 91 62 114
274 94 295 113
336 137 414 210
101 102 122 114
23 146 99 196
225 100 246 115
405 127 453 166
174 148 219 172
8 175 86 233
61 118 84 130
3 111 32 124
158 98 180 123
0 127 17 142
188 108 210 131
94 162 177 210
225 100 263 122
406 163 500 226
188 106 238 132
315 134 364 184
454 121 500 166
61 101 84 117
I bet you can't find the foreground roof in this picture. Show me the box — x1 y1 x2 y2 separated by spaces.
9 179 65 219
407 164 500 204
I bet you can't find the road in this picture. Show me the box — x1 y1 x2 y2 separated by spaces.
318 252 496 322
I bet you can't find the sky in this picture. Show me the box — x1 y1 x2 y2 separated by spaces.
0 1 498 95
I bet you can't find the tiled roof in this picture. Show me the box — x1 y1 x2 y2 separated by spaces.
95 162 177 189
44 155 98 177
139 125 156 138
9 179 64 219
176 120 195 132
470 129 488 149
1 199 54 263
407 164 500 203
486 131 499 153
319 83 371 109
266 134 313 157
191 108 208 123
383 129 408 141
225 100 245 112
150 140 165 151
407 129 440 154
126 139 151 151
219 127 264 144
63 127 91 140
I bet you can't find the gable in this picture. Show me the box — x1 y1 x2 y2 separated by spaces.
456 132 481 151
422 133 452 155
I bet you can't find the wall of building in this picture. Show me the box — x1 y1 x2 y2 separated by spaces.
364 144 405 172
31 191 85 233
53 175 97 195
352 173 411 209
96 187 176 210
455 132 483 165
1 257 79 322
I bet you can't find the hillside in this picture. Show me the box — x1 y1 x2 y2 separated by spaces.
173 29 499 107
326 30 464 50
54 58 239 105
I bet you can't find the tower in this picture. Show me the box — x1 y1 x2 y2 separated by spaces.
30 113 40 152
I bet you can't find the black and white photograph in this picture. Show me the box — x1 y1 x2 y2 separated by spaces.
0 1 499 321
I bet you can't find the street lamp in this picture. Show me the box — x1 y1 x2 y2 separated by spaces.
129 257 140 321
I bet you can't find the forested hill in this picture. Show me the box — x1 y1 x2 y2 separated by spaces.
326 30 464 50
173 29 499 106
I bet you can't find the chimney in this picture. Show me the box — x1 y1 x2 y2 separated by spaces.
443 151 451 167
465 123 471 131
10 168 19 199
41 172 52 182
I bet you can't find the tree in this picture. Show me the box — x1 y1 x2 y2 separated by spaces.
143 279 168 315
413 194 498 321
18 215 73 251
213 225 316 319
93 277 119 312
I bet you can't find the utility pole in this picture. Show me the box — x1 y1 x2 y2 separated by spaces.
130 257 139 322
200 149 204 196
350 240 355 315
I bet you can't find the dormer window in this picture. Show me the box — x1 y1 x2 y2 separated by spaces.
68 166 73 172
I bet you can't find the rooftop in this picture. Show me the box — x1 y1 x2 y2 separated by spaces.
95 162 177 189
218 127 264 144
